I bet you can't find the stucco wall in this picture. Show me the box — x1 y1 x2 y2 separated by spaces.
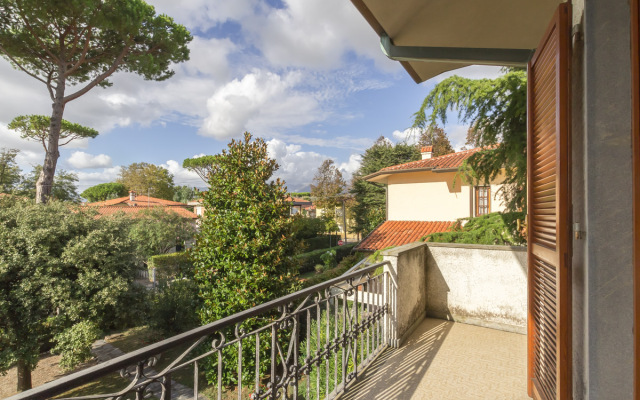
381 241 527 348
385 171 505 221
424 242 527 334
382 242 428 347
575 0 635 398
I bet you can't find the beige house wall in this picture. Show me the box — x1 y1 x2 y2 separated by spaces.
385 171 506 221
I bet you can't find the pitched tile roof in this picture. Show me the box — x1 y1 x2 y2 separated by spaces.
379 147 486 173
86 195 187 208
355 220 456 251
90 206 198 219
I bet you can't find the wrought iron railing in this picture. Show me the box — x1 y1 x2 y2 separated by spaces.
8 261 394 400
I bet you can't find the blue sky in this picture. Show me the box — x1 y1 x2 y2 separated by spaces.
0 0 501 193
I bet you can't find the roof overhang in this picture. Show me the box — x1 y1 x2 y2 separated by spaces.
351 0 564 83
363 167 435 183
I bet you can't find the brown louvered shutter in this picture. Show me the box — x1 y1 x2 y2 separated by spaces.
527 3 572 400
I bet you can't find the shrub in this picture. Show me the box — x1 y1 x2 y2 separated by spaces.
52 321 101 371
302 252 366 288
148 279 202 336
148 251 192 280
296 243 357 273
302 235 341 251
423 211 526 246
292 217 327 240
320 248 337 270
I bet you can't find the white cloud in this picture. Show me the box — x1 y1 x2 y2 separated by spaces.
68 152 113 169
267 138 327 191
391 127 421 145
160 159 203 187
75 166 122 189
148 0 260 30
338 154 362 182
447 124 471 151
429 66 504 84
200 69 324 139
250 0 397 72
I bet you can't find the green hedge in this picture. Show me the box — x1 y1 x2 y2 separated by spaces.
296 243 357 273
148 252 192 280
301 252 365 288
302 235 341 251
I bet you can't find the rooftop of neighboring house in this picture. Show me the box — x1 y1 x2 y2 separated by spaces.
364 146 491 183
286 196 312 206
85 191 187 208
84 191 198 219
355 220 456 252
92 205 198 219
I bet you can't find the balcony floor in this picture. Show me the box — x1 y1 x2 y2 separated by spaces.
341 318 528 400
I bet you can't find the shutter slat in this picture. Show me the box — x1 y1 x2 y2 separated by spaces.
527 5 571 399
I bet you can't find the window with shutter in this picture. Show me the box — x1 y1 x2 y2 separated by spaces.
527 3 572 400
475 186 491 216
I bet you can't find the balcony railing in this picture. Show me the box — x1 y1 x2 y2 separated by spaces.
8 261 394 400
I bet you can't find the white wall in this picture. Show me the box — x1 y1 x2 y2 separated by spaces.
424 242 527 334
385 171 505 221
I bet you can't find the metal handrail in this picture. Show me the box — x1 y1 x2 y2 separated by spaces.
8 261 391 400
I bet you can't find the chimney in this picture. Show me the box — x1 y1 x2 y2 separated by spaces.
421 146 433 159
129 191 136 202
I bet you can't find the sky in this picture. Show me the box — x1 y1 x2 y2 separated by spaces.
0 0 502 194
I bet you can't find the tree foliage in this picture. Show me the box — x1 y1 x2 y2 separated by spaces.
182 155 216 184
0 148 21 193
191 133 300 386
412 69 527 212
423 211 526 246
417 126 454 157
0 0 192 203
18 166 80 202
8 115 98 150
128 207 197 264
350 137 421 236
80 182 128 202
0 198 136 390
118 162 175 200
310 159 346 219
173 185 198 204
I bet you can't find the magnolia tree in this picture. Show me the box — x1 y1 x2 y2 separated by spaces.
0 198 136 391
191 133 300 386
0 0 191 203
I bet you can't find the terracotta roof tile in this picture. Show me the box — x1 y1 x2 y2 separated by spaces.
379 146 491 173
355 220 455 251
90 206 198 219
86 195 186 208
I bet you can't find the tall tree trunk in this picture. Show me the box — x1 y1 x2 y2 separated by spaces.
36 72 66 204
16 359 32 392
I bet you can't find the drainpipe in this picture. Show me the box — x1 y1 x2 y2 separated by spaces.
379 33 534 66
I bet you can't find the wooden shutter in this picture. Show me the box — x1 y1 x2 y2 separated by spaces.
632 0 640 397
527 3 572 400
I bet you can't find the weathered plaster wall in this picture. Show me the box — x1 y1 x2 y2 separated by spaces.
385 171 506 221
382 242 428 347
424 242 527 334
381 241 527 348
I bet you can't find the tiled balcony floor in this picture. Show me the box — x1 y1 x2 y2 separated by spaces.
341 318 528 400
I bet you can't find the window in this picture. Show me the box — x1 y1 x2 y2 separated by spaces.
475 186 490 216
